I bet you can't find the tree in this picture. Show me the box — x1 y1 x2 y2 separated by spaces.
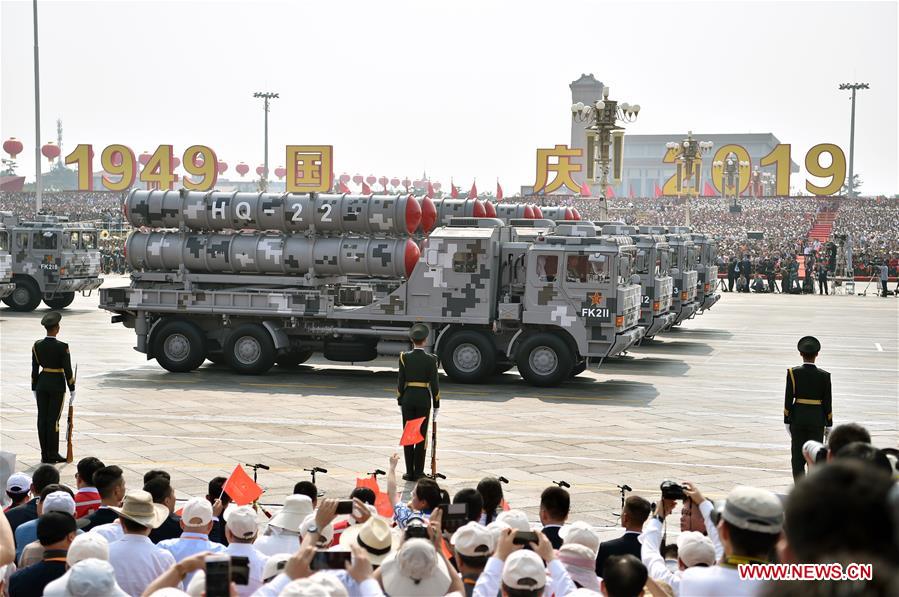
840 173 863 196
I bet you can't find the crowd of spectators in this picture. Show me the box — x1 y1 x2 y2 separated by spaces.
0 424 896 597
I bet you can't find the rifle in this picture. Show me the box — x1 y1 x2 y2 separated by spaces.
65 365 76 464
429 410 437 478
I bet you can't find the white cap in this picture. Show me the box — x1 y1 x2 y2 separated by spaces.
224 505 259 540
180 497 214 527
451 522 495 557
485 520 510 543
67 533 109 565
269 494 314 531
300 512 333 545
279 572 349 597
502 550 547 590
496 509 531 532
676 531 716 567
185 570 205 597
722 486 784 534
42 491 76 516
559 521 600 558
6 473 31 494
45 559 128 597
263 552 292 582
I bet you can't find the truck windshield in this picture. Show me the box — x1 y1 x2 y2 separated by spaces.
660 250 670 275
69 231 81 247
670 248 680 270
0 232 7 251
618 254 633 283
635 250 649 275
34 232 57 250
82 232 97 249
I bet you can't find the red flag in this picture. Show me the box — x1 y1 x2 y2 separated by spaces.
468 181 478 199
606 185 616 198
496 180 503 201
362 181 372 194
450 180 459 198
355 477 393 518
426 180 435 198
222 465 264 506
703 181 717 197
654 183 663 198
501 498 511 511
580 182 591 197
400 417 426 446
338 181 351 194
628 186 635 199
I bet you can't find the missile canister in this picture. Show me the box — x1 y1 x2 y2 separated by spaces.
493 203 536 221
539 206 577 221
429 198 487 226
126 231 420 278
419 197 438 234
125 189 422 235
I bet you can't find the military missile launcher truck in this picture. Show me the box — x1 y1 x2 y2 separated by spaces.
100 189 643 386
0 224 15 299
687 230 721 312
0 212 103 311
657 226 699 326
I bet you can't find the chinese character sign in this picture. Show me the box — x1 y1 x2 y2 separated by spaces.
533 144 583 194
286 145 333 193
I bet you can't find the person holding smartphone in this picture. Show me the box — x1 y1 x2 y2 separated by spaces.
471 527 576 597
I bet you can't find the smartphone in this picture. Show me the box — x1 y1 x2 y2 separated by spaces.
310 550 353 570
230 555 250 586
441 503 469 534
336 500 355 515
204 554 231 597
513 530 539 546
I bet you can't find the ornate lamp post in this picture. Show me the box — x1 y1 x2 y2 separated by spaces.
714 153 749 212
666 132 712 227
571 86 639 199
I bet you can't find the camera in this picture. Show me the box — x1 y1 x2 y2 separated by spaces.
404 516 430 540
660 480 687 500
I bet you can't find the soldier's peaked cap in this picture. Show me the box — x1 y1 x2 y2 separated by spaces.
797 336 821 354
41 311 62 328
409 323 429 342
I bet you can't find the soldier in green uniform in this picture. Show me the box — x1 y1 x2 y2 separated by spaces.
784 336 832 480
397 323 440 481
31 311 76 464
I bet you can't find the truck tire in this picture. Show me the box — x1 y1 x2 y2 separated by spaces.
43 292 75 310
515 333 574 387
153 320 207 373
3 278 41 312
569 360 588 378
277 349 313 368
225 324 276 375
439 330 496 384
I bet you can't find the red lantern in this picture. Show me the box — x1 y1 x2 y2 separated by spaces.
390 177 400 187
339 173 351 183
236 162 249 177
378 176 389 188
352 173 363 185
217 161 228 175
413 179 426 190
41 142 60 163
3 137 23 159
138 151 151 166
402 177 411 188
256 165 265 176
366 174 377 185
275 166 286 179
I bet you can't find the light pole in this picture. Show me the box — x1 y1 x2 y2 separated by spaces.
571 86 639 199
33 0 42 211
714 153 749 212
838 82 868 198
253 91 279 191
666 132 712 227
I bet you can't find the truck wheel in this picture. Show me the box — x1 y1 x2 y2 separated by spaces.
43 292 75 310
225 324 276 375
516 333 574 387
153 320 207 373
439 330 496 384
3 279 41 312
569 360 588 378
277 349 313 368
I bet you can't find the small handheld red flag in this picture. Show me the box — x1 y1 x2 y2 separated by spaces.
222 465 264 506
400 417 426 446
356 477 394 518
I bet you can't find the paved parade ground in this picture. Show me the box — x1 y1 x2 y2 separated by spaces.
1 279 896 531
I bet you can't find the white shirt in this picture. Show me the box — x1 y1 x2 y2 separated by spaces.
251 573 384 597
472 555 577 597
90 520 124 544
679 564 766 596
108 534 178 596
254 527 301 556
225 542 269 597
159 532 226 586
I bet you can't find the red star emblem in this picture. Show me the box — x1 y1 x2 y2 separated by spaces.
590 292 602 305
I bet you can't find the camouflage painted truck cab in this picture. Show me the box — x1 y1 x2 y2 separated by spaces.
598 224 675 339
688 231 721 312
100 207 642 386
0 212 103 311
0 225 14 299
660 226 699 327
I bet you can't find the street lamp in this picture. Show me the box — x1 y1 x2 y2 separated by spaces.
571 85 640 199
838 82 869 197
253 91 279 191
671 131 712 227
714 152 745 212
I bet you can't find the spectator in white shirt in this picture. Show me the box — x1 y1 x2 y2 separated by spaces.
472 527 576 597
254 495 312 557
106 490 177 596
222 505 268 596
158 497 225 586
